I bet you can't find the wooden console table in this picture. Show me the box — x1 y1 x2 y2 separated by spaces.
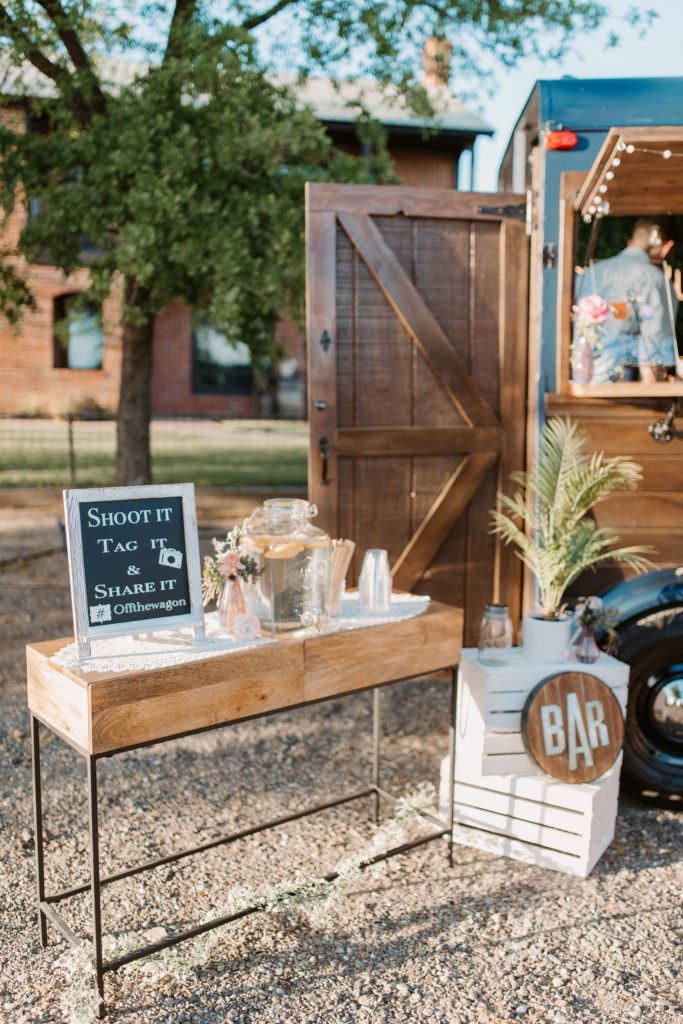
27 599 462 1016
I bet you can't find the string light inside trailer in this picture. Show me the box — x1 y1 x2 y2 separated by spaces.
583 142 683 222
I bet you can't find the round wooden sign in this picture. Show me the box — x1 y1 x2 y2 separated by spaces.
521 672 624 784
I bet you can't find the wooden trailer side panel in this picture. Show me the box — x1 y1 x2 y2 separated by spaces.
546 396 683 594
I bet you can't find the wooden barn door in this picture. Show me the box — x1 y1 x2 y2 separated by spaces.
306 183 528 645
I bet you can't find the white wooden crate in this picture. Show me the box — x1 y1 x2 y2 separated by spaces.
456 648 629 777
440 754 622 877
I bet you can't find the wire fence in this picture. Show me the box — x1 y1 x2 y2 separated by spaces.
0 417 309 490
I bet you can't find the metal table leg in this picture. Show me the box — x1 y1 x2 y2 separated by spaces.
372 687 381 823
86 756 106 1018
448 666 458 868
30 716 48 948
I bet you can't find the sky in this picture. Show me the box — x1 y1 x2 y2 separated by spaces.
470 0 683 192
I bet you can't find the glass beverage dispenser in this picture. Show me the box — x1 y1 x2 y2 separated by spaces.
241 499 332 635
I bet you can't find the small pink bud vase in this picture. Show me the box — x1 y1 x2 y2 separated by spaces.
218 577 246 633
574 624 600 663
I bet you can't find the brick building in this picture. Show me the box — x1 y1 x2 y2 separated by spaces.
0 58 492 419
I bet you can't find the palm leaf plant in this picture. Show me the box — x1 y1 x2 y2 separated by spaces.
493 417 653 620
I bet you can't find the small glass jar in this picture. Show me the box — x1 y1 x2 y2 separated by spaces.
478 604 513 664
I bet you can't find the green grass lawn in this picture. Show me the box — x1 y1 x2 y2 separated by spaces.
0 419 309 489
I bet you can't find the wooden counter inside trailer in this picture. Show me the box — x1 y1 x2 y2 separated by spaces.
546 392 683 596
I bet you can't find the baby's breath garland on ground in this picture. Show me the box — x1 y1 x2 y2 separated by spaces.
59 784 439 1022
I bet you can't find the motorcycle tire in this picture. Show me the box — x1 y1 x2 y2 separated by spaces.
615 607 683 797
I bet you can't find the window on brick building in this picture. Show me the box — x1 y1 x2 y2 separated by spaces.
53 293 103 369
192 321 254 395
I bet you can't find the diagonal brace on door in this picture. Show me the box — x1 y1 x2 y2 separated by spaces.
337 211 499 429
392 451 498 591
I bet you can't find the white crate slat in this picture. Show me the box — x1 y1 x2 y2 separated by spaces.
456 752 536 777
456 686 628 766
484 687 628 727
486 710 528 730
441 752 622 815
440 754 623 877
484 685 628 722
452 803 590 856
457 649 629 777
449 824 611 878
453 759 621 811
485 691 534 710
453 780 589 833
464 647 629 684
478 732 527 755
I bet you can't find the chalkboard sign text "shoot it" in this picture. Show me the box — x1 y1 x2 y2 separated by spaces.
64 484 205 659
81 498 189 626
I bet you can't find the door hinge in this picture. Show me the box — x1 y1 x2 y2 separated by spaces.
475 202 526 221
543 243 557 269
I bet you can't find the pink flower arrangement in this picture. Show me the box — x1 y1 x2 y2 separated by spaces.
572 294 610 326
202 526 260 608
217 551 245 580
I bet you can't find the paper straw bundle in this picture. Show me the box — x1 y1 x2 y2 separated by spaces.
328 539 355 616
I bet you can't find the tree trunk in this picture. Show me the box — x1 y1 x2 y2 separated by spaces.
116 278 154 485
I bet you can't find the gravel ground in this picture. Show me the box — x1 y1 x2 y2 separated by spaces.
1 497 682 1024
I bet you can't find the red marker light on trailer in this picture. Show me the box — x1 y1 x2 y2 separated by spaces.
544 130 578 151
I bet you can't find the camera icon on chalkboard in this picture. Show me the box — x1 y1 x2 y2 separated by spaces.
158 547 184 570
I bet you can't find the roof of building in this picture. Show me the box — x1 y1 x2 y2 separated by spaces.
285 75 492 137
0 57 493 138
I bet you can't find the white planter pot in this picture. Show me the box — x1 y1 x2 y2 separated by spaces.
521 613 572 663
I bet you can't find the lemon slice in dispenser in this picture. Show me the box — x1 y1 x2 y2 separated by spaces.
264 542 305 560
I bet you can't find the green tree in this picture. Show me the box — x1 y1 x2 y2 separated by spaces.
0 1 654 483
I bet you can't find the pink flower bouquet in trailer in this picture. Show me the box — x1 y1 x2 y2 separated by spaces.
570 294 610 384
572 294 610 348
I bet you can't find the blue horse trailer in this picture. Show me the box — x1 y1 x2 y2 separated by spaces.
497 78 683 797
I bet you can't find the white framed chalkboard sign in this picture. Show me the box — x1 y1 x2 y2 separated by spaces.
64 483 205 659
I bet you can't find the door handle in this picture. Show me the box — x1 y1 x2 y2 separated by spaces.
319 436 329 485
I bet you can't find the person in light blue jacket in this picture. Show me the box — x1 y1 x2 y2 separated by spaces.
574 217 678 383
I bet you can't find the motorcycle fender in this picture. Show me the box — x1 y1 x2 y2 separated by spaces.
600 567 683 627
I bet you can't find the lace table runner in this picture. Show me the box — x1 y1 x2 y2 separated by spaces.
50 593 431 674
